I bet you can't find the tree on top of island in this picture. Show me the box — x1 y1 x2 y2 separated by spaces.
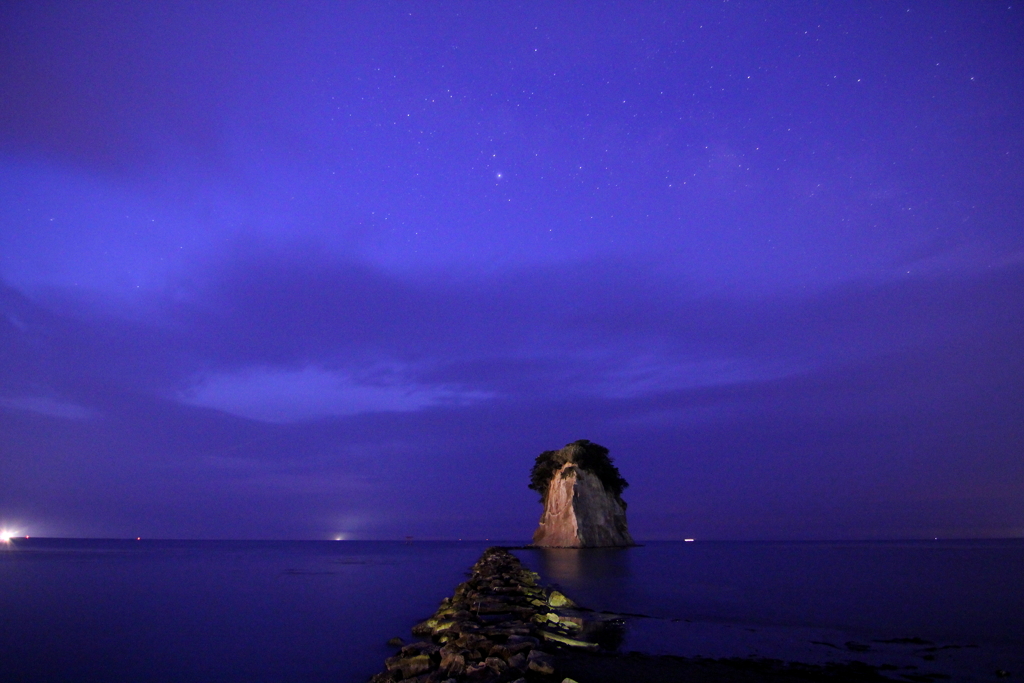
529 439 629 505
530 440 635 548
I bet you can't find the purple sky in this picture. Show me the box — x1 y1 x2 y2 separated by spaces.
1 2 1022 540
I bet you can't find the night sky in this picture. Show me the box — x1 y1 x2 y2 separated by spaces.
2 2 1022 541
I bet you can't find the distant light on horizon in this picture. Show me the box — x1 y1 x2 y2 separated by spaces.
0 529 17 543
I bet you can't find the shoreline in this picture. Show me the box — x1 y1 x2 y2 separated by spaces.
368 546 904 682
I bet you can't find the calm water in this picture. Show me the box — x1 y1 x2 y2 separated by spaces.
1 539 1021 683
517 540 1024 680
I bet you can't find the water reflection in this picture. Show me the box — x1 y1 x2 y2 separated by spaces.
528 546 632 587
518 547 633 652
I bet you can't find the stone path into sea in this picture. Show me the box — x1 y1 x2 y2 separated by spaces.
367 548 943 683
369 546 608 683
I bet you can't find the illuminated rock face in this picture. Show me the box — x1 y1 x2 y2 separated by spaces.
532 461 634 548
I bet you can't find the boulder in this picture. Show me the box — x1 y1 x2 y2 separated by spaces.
439 651 466 676
547 590 575 608
526 649 555 674
507 652 527 671
384 654 433 678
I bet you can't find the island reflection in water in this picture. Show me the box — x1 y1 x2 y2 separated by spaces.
518 546 632 651
523 546 632 592
514 541 1024 682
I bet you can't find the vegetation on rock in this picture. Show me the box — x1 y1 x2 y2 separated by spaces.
529 440 629 503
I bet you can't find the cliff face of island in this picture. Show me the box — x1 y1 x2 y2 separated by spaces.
531 440 634 548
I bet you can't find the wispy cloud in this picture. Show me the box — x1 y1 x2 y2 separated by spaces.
177 365 494 422
590 354 807 399
0 394 97 420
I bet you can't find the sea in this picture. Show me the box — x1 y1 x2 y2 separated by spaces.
0 538 1021 683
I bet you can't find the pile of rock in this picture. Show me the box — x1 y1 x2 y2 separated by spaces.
370 547 598 682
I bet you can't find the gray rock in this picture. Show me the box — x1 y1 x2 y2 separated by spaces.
527 649 555 675
484 656 507 674
411 619 437 636
507 652 527 671
547 590 575 608
400 641 437 656
505 634 538 655
506 635 539 646
464 661 490 677
384 654 433 678
440 651 466 676
487 644 510 661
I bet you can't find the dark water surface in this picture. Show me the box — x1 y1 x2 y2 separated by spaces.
1 539 1022 683
517 540 1024 681
0 539 495 683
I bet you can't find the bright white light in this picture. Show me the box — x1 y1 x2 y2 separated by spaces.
684 538 695 542
0 530 17 543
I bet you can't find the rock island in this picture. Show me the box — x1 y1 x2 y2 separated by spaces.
529 440 634 548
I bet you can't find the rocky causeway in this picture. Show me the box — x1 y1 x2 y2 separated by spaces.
370 546 604 682
369 547 899 683
369 444 925 682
